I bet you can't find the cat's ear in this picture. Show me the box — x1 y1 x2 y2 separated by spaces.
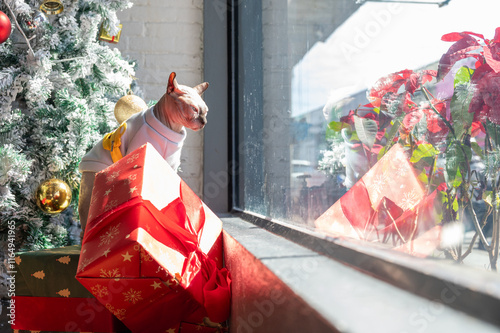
194 82 209 95
167 72 184 96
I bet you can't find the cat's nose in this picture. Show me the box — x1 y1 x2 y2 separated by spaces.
199 115 207 125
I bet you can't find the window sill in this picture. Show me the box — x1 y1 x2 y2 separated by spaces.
221 214 500 333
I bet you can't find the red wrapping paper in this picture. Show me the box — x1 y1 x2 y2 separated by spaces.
76 143 231 333
11 296 128 332
315 144 441 256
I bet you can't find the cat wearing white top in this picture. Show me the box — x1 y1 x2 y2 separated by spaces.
78 72 209 235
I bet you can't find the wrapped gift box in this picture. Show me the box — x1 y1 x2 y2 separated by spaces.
11 245 128 332
77 143 231 333
315 144 441 256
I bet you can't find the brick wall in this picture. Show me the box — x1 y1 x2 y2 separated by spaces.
113 0 205 196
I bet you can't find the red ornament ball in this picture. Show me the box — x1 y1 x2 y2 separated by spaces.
0 10 12 44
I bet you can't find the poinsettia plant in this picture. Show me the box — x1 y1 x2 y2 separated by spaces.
324 27 500 270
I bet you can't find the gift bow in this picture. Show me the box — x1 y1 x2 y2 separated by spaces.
340 179 438 244
159 181 231 323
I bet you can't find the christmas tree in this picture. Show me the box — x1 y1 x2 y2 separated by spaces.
0 0 138 251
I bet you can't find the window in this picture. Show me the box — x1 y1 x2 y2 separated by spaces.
232 0 500 275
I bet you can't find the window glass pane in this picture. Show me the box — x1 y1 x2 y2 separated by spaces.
236 0 500 271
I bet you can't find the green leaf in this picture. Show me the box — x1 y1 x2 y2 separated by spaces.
353 115 378 150
410 143 439 163
452 196 459 212
417 169 429 184
452 168 462 188
328 121 350 132
450 82 474 140
470 141 484 159
350 131 360 142
385 115 404 142
445 141 471 182
483 191 493 207
377 145 389 160
454 66 474 87
439 190 449 203
486 122 500 146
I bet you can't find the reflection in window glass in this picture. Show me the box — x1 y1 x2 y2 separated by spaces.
236 0 500 271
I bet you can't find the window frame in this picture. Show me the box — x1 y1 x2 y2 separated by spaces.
202 0 500 329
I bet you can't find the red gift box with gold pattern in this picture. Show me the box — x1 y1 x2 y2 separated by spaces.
315 144 441 256
76 143 231 333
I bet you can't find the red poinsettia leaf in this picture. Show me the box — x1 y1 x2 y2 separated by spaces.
370 143 384 155
340 181 374 231
369 70 414 101
463 31 486 40
375 128 386 141
468 93 486 115
362 112 378 121
437 35 481 80
340 110 356 126
370 98 382 108
421 70 437 84
438 46 481 80
494 27 500 43
442 31 485 42
405 73 421 95
399 69 414 79
369 74 400 100
402 109 424 132
441 32 466 42
472 104 489 123
434 100 446 113
424 109 445 133
483 45 500 73
487 105 500 125
470 121 485 137
437 182 448 191
471 62 492 83
469 71 500 125
400 92 418 114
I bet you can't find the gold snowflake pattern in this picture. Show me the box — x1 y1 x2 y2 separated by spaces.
106 304 126 321
78 257 92 273
99 223 121 247
400 190 419 211
394 162 410 178
123 288 143 304
140 251 154 263
127 153 140 164
100 268 121 278
91 284 109 298
104 200 119 212
107 170 121 183
369 172 389 196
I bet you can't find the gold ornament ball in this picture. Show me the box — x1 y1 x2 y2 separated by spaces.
114 94 148 124
40 0 64 15
35 179 72 214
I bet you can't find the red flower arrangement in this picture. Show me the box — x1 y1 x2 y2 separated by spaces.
324 27 500 269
